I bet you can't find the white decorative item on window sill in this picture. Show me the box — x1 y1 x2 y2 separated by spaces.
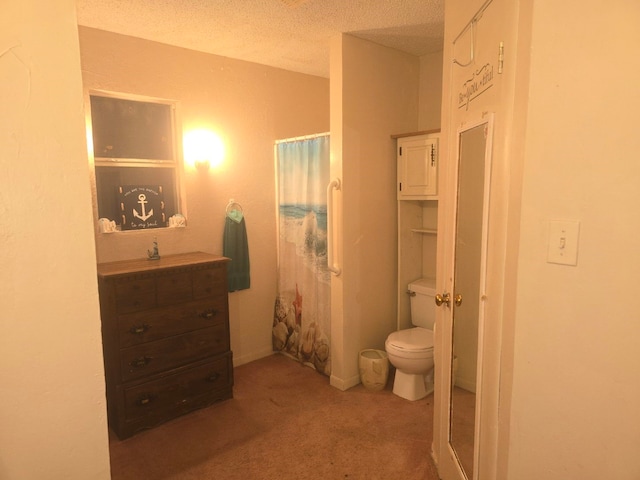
168 214 186 227
98 218 117 233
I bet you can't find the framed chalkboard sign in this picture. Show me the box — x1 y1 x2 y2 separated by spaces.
118 185 166 230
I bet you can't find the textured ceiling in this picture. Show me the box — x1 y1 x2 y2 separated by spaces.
75 0 444 78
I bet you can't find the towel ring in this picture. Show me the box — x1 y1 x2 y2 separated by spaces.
226 198 243 214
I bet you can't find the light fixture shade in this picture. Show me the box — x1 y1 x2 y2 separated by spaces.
183 129 225 170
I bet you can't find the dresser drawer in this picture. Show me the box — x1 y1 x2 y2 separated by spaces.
115 277 156 313
157 271 193 306
193 265 227 299
117 297 228 348
120 324 229 382
122 355 233 423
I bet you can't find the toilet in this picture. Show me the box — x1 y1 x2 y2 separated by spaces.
385 278 435 401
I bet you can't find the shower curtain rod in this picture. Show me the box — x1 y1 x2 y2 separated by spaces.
275 132 330 144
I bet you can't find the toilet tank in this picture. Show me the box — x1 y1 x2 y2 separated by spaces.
408 278 436 329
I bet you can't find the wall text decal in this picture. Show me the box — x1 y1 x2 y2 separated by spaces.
458 63 494 110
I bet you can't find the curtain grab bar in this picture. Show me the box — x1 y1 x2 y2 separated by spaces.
326 178 342 276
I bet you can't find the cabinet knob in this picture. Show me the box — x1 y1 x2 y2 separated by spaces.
435 292 451 307
199 309 218 319
137 394 154 406
130 356 152 368
129 324 150 335
207 372 220 382
454 294 463 307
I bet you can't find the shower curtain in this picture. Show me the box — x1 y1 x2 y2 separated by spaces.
272 134 331 376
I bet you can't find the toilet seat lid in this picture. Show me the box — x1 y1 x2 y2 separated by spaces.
387 327 434 352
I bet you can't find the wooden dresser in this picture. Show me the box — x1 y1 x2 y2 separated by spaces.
97 252 233 439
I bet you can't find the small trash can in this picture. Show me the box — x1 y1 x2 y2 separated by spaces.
359 349 389 391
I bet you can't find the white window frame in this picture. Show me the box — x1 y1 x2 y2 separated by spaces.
86 90 185 233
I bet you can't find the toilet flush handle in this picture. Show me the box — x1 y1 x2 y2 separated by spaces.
435 292 451 307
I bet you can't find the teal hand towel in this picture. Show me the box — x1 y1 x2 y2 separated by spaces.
223 215 250 291
227 209 243 224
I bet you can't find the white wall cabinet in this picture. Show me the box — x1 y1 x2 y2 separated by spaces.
395 132 440 331
397 133 439 200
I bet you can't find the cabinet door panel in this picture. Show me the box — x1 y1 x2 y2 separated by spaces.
398 135 438 199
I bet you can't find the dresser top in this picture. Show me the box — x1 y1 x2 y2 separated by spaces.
97 252 228 278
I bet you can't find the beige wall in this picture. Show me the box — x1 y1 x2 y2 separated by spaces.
79 27 330 366
329 34 423 389
419 51 444 131
0 2 110 479
505 1 640 478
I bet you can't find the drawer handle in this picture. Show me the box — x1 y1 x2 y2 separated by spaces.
129 324 150 335
207 373 220 382
130 356 152 368
199 309 218 319
137 394 154 406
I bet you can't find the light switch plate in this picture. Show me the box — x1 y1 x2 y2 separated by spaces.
547 220 580 266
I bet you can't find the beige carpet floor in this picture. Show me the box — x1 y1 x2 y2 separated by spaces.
109 353 440 480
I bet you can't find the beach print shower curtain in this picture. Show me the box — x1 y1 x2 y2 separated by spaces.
272 134 331 376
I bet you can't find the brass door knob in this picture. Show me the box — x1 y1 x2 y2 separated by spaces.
454 294 463 307
435 292 451 307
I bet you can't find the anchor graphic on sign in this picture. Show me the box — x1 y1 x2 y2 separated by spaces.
133 193 154 222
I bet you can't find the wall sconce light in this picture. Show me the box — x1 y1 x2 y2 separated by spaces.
183 129 225 172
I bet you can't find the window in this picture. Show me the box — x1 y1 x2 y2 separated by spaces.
89 93 181 231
